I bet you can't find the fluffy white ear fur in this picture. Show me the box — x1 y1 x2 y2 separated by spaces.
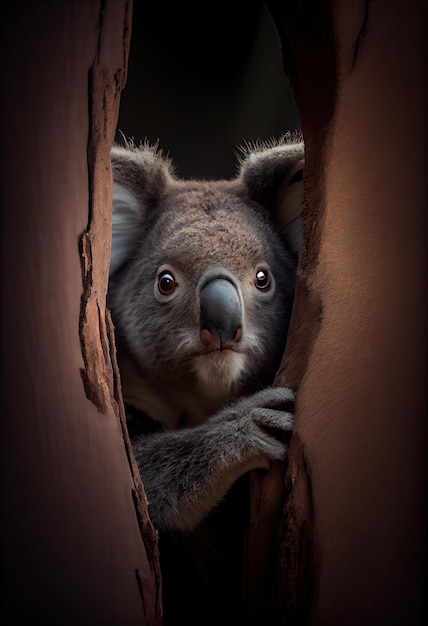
238 139 305 257
110 183 141 277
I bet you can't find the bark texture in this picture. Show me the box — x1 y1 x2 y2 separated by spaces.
0 2 162 624
1 1 425 625
247 1 426 624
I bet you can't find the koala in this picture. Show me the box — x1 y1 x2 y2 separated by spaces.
109 136 304 623
108 135 304 539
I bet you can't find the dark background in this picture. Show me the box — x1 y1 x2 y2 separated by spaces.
115 0 300 180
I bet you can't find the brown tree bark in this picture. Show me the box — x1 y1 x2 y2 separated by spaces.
0 2 162 624
2 1 425 625
246 1 427 624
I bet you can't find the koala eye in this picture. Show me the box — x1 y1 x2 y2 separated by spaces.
157 270 177 296
255 268 271 290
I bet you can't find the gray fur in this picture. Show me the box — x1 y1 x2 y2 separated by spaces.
109 135 304 532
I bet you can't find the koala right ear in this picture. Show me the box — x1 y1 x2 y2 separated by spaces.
237 135 305 257
109 142 175 276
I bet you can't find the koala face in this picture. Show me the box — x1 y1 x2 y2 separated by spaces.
108 137 304 416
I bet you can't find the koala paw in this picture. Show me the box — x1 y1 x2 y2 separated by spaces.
135 386 296 531
211 386 295 467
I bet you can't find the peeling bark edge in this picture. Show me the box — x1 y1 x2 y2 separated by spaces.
79 233 108 413
77 3 163 623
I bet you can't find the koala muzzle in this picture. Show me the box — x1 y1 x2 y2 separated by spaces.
199 278 242 351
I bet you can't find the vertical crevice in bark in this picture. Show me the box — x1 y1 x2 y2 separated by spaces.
107 308 163 619
275 440 318 625
244 1 337 621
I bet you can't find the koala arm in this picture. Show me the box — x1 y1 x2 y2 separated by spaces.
131 386 295 532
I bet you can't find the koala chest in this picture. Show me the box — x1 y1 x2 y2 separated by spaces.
117 351 235 430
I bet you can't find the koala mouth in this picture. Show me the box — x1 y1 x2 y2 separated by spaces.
203 345 240 354
191 346 247 387
199 327 243 352
200 342 243 356
188 344 244 362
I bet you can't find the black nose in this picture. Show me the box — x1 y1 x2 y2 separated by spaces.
199 278 242 350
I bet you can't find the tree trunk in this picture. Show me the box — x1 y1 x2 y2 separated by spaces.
0 2 161 624
1 1 425 625
246 1 426 624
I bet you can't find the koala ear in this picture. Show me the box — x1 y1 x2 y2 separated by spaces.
109 142 175 276
110 183 142 276
238 136 305 256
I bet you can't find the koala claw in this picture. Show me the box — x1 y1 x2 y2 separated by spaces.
250 407 295 433
244 385 295 410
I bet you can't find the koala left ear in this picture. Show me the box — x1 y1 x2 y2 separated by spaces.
237 137 305 256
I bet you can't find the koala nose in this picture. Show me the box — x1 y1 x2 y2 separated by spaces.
199 278 242 350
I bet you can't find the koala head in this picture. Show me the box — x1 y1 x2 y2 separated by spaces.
108 136 304 400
